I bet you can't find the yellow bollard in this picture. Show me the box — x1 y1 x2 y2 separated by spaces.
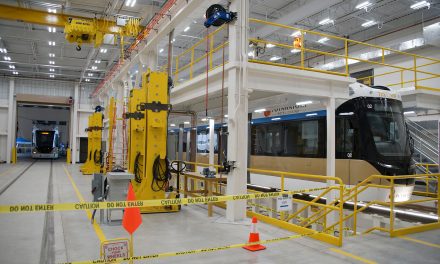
11 146 16 164
66 148 71 164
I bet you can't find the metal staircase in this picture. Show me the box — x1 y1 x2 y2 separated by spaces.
406 119 439 172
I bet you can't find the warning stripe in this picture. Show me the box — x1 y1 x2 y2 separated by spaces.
0 187 327 214
63 231 319 264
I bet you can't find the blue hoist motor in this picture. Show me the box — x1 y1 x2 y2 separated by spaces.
204 4 236 28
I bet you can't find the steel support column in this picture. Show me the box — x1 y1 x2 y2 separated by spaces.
326 96 338 224
6 78 14 163
226 0 249 221
71 83 79 164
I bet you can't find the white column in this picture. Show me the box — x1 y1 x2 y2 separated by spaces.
71 84 79 164
6 78 15 163
209 118 215 170
226 0 249 221
326 96 338 223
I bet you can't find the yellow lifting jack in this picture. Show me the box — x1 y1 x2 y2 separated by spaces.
126 70 180 213
80 110 103 175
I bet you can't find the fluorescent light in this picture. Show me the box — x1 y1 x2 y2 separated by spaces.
130 0 136 7
271 117 281 121
291 49 300 53
184 121 190 125
266 43 275 48
48 27 56 33
356 1 372 10
404 111 416 115
339 112 354 116
410 1 430 9
171 38 175 43
88 73 93 77
95 60 101 64
4 56 11 61
8 65 15 69
201 118 209 122
49 74 54 78
361 20 376 27
318 37 329 43
254 108 266 113
270 56 281 61
49 61 55 64
48 41 55 46
159 48 164 53
48 8 57 13
125 0 132 6
100 48 107 53
184 26 190 32
49 53 55 57
291 31 301 37
319 18 333 25
0 48 6 53
85 78 90 82
12 71 18 75
91 66 97 70
224 115 228 118
170 124 176 127
306 113 318 117
49 68 54 72
296 100 312 106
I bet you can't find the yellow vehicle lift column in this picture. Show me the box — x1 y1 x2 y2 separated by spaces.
81 111 104 175
126 70 179 213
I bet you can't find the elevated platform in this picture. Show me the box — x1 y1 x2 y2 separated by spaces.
398 86 440 111
0 162 439 263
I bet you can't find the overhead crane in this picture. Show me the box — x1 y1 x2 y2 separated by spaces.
0 4 141 50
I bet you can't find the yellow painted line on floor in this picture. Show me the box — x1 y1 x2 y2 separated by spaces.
399 236 440 249
63 165 107 243
329 248 377 264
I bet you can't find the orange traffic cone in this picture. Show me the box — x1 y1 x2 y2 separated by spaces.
243 217 266 251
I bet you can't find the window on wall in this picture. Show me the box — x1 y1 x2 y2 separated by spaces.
196 129 218 153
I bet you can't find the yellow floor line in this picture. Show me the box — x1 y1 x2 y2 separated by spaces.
63 165 107 243
399 236 440 249
329 248 377 264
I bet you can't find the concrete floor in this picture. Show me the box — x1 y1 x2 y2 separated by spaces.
0 160 439 263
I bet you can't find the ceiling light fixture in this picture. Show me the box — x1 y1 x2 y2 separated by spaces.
49 53 55 57
170 124 176 127
95 60 101 64
91 66 97 70
48 27 56 33
126 0 136 7
291 31 301 37
48 8 57 13
49 74 54 78
48 41 55 46
361 20 376 27
317 37 329 43
296 100 313 106
270 56 281 61
85 78 90 82
319 18 334 25
49 68 55 72
403 111 416 115
159 48 164 53
49 61 55 64
88 73 93 77
224 115 228 118
254 108 266 113
410 1 430 9
0 48 6 53
184 121 190 125
100 48 107 53
356 1 372 10
4 56 11 61
12 71 18 75
9 65 15 69
184 26 190 32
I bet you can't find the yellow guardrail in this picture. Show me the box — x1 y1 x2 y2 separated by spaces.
174 160 345 246
414 163 439 197
248 18 440 91
169 18 440 91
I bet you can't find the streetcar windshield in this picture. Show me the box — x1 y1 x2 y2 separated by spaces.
36 131 55 147
365 99 410 157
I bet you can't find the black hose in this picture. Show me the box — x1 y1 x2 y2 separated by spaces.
134 152 142 183
151 156 172 192
93 150 102 165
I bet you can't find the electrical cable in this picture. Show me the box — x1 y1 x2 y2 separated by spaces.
151 156 172 192
93 149 102 165
133 152 142 183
